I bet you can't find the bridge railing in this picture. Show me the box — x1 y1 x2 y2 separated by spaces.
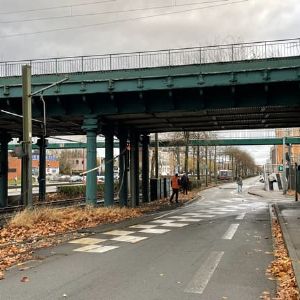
0 38 299 77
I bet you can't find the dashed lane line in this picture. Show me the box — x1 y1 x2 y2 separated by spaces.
236 213 246 220
222 224 240 240
184 251 224 295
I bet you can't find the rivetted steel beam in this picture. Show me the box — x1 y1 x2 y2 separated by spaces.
2 57 300 98
8 137 300 151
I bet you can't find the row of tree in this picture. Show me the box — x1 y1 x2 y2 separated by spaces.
56 132 260 180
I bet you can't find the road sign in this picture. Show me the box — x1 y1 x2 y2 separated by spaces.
278 165 283 171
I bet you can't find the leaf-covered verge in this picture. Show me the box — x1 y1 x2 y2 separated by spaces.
262 219 300 300
0 191 198 280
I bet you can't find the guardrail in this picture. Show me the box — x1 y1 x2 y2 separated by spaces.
0 38 300 77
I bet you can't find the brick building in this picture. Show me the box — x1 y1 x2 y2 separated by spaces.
271 128 300 164
8 152 59 181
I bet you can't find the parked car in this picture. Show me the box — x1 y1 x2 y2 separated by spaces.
59 175 71 182
69 175 83 182
97 176 105 183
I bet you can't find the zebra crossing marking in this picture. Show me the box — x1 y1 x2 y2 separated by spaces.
70 196 254 254
138 228 171 234
69 238 106 245
74 245 119 253
129 224 157 229
111 235 148 243
102 230 135 236
161 223 188 227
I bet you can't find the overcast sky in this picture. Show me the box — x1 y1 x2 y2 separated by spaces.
3 0 299 164
0 0 299 60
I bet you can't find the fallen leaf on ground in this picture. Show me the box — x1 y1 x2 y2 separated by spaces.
20 276 29 283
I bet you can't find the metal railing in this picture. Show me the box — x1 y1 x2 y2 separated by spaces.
0 38 300 77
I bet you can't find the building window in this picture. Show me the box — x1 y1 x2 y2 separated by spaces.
76 160 79 164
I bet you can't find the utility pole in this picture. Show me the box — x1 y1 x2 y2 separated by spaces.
22 65 33 208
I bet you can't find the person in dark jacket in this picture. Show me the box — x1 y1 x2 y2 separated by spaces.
181 173 189 195
236 176 243 193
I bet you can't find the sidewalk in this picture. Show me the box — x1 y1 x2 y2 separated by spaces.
249 185 300 288
274 201 300 289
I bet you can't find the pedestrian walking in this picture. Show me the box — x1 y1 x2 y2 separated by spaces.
181 173 189 195
170 173 180 203
237 176 243 193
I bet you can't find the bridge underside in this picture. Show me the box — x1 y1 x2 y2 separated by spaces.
0 57 300 137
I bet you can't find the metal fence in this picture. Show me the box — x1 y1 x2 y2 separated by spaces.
0 38 300 77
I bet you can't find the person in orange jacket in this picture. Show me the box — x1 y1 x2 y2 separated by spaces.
170 173 180 203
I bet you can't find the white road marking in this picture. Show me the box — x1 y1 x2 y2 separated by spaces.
225 205 245 210
222 224 240 240
161 223 188 227
139 228 171 234
111 235 148 243
102 230 135 236
184 251 224 294
129 224 157 229
236 213 246 220
154 211 176 220
212 208 236 212
204 211 226 215
69 238 107 244
183 214 215 218
182 213 215 217
173 218 202 222
151 219 175 224
74 245 119 253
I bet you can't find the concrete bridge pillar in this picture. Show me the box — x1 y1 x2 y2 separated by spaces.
118 133 128 207
141 134 150 203
104 129 114 207
82 118 98 206
0 134 11 208
37 137 48 202
130 132 140 207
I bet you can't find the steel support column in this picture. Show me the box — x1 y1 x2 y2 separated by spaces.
119 134 128 207
155 133 159 178
37 137 48 202
104 131 114 206
0 135 10 208
142 134 150 203
82 118 98 206
130 132 139 207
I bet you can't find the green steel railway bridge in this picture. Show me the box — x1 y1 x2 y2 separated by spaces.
0 37 300 207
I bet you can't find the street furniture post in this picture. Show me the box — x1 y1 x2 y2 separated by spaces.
22 65 33 208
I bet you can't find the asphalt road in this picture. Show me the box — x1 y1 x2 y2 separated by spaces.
0 177 276 300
